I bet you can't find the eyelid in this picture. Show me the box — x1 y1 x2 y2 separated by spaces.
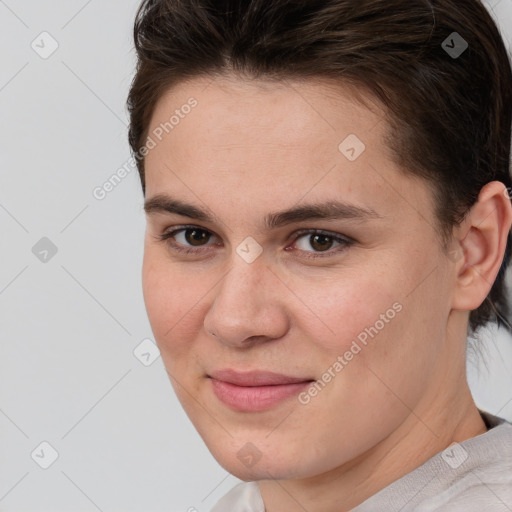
156 224 354 258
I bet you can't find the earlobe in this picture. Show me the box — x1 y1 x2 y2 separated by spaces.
452 181 512 311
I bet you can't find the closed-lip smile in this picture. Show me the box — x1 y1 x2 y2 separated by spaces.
208 369 314 411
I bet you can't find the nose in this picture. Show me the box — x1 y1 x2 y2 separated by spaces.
203 255 289 349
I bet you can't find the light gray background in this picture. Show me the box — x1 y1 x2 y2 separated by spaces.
0 1 511 511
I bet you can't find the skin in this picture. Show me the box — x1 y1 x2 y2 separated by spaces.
141 74 512 512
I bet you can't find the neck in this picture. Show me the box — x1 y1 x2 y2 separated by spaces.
259 315 488 512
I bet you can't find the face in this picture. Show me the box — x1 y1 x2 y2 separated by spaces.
142 75 455 480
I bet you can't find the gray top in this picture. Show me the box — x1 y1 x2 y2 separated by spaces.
210 410 512 511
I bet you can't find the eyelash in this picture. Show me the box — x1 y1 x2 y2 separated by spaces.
155 225 354 259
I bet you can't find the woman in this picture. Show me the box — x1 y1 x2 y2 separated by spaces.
126 0 512 510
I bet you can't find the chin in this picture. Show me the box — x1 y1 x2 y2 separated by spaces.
214 454 288 481
175 384 337 480
199 431 320 481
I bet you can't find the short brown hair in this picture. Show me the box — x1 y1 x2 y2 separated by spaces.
127 0 512 335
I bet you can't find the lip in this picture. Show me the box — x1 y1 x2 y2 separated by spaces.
208 369 314 412
210 369 312 386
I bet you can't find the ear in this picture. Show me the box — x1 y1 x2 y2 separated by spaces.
451 181 512 312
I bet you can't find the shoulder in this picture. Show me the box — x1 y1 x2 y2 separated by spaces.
210 482 265 512
352 411 512 512
417 412 512 511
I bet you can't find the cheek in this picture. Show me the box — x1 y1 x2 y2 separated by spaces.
142 248 199 350
142 252 172 338
293 268 401 354
141 245 224 369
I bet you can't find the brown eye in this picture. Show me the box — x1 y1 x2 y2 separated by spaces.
308 234 335 252
291 229 354 259
157 226 218 255
183 228 211 246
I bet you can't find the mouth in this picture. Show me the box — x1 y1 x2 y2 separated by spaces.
208 369 315 412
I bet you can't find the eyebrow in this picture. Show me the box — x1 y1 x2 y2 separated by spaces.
144 194 382 230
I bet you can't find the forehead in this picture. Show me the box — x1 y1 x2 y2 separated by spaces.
149 75 386 149
144 75 435 231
